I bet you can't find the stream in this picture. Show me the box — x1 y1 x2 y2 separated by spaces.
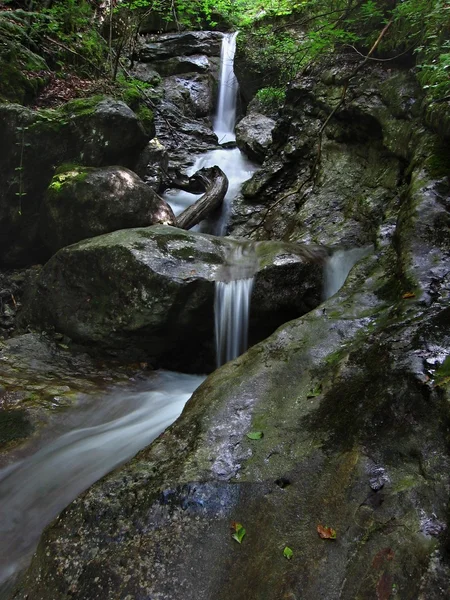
0 32 370 598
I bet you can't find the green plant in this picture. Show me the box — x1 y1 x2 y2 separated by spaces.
255 86 285 112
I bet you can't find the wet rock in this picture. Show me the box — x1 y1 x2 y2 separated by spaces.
134 138 170 190
39 165 176 254
152 54 212 76
235 113 276 163
137 31 223 61
163 74 214 118
20 226 327 371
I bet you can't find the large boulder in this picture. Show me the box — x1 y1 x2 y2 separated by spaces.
20 226 327 371
235 113 276 163
39 166 176 254
0 98 151 267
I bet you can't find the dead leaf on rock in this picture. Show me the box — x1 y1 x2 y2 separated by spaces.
372 547 394 569
317 524 337 539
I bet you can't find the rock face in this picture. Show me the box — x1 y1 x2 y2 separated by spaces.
0 98 150 267
229 61 437 247
131 31 223 175
235 113 276 163
39 166 176 254
20 226 327 371
137 31 223 61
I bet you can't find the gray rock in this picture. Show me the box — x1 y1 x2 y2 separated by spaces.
134 138 170 190
39 166 176 254
235 113 276 163
152 54 211 76
138 31 223 61
163 74 214 117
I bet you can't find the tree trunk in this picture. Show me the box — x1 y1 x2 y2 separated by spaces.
175 166 229 230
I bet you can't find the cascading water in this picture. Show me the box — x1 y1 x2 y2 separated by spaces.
0 371 204 596
213 32 239 144
215 245 257 366
164 32 258 236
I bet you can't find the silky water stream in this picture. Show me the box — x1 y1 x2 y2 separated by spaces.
0 372 204 595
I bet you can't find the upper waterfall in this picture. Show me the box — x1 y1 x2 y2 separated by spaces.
213 32 239 144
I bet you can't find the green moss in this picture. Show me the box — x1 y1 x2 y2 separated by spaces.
425 141 450 178
60 95 105 118
434 356 450 387
392 475 419 493
135 105 154 136
48 166 91 193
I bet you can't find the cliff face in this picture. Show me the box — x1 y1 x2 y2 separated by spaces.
11 45 450 600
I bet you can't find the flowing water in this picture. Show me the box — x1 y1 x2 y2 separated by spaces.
0 371 204 596
165 32 258 236
215 245 258 366
323 246 373 300
213 31 239 144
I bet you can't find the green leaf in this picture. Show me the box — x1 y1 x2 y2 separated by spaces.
307 383 322 398
283 546 293 560
231 522 246 544
246 431 263 440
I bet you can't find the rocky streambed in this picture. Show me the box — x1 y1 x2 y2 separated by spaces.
0 26 449 600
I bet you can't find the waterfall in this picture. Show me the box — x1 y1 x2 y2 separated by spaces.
213 32 239 144
215 245 257 366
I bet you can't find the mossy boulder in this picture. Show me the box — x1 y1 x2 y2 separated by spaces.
20 226 327 371
39 165 176 254
0 98 151 267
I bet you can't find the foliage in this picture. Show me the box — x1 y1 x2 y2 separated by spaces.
236 0 450 102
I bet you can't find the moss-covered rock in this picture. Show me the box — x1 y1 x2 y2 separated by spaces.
20 226 327 371
39 165 176 254
0 98 151 267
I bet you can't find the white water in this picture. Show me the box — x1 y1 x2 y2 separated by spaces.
214 32 239 144
0 371 204 593
323 246 373 299
215 245 257 366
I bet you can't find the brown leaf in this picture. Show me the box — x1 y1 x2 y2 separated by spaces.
372 547 395 569
376 572 393 600
317 524 337 539
402 292 415 299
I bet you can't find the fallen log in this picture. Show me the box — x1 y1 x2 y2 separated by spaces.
175 166 229 230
